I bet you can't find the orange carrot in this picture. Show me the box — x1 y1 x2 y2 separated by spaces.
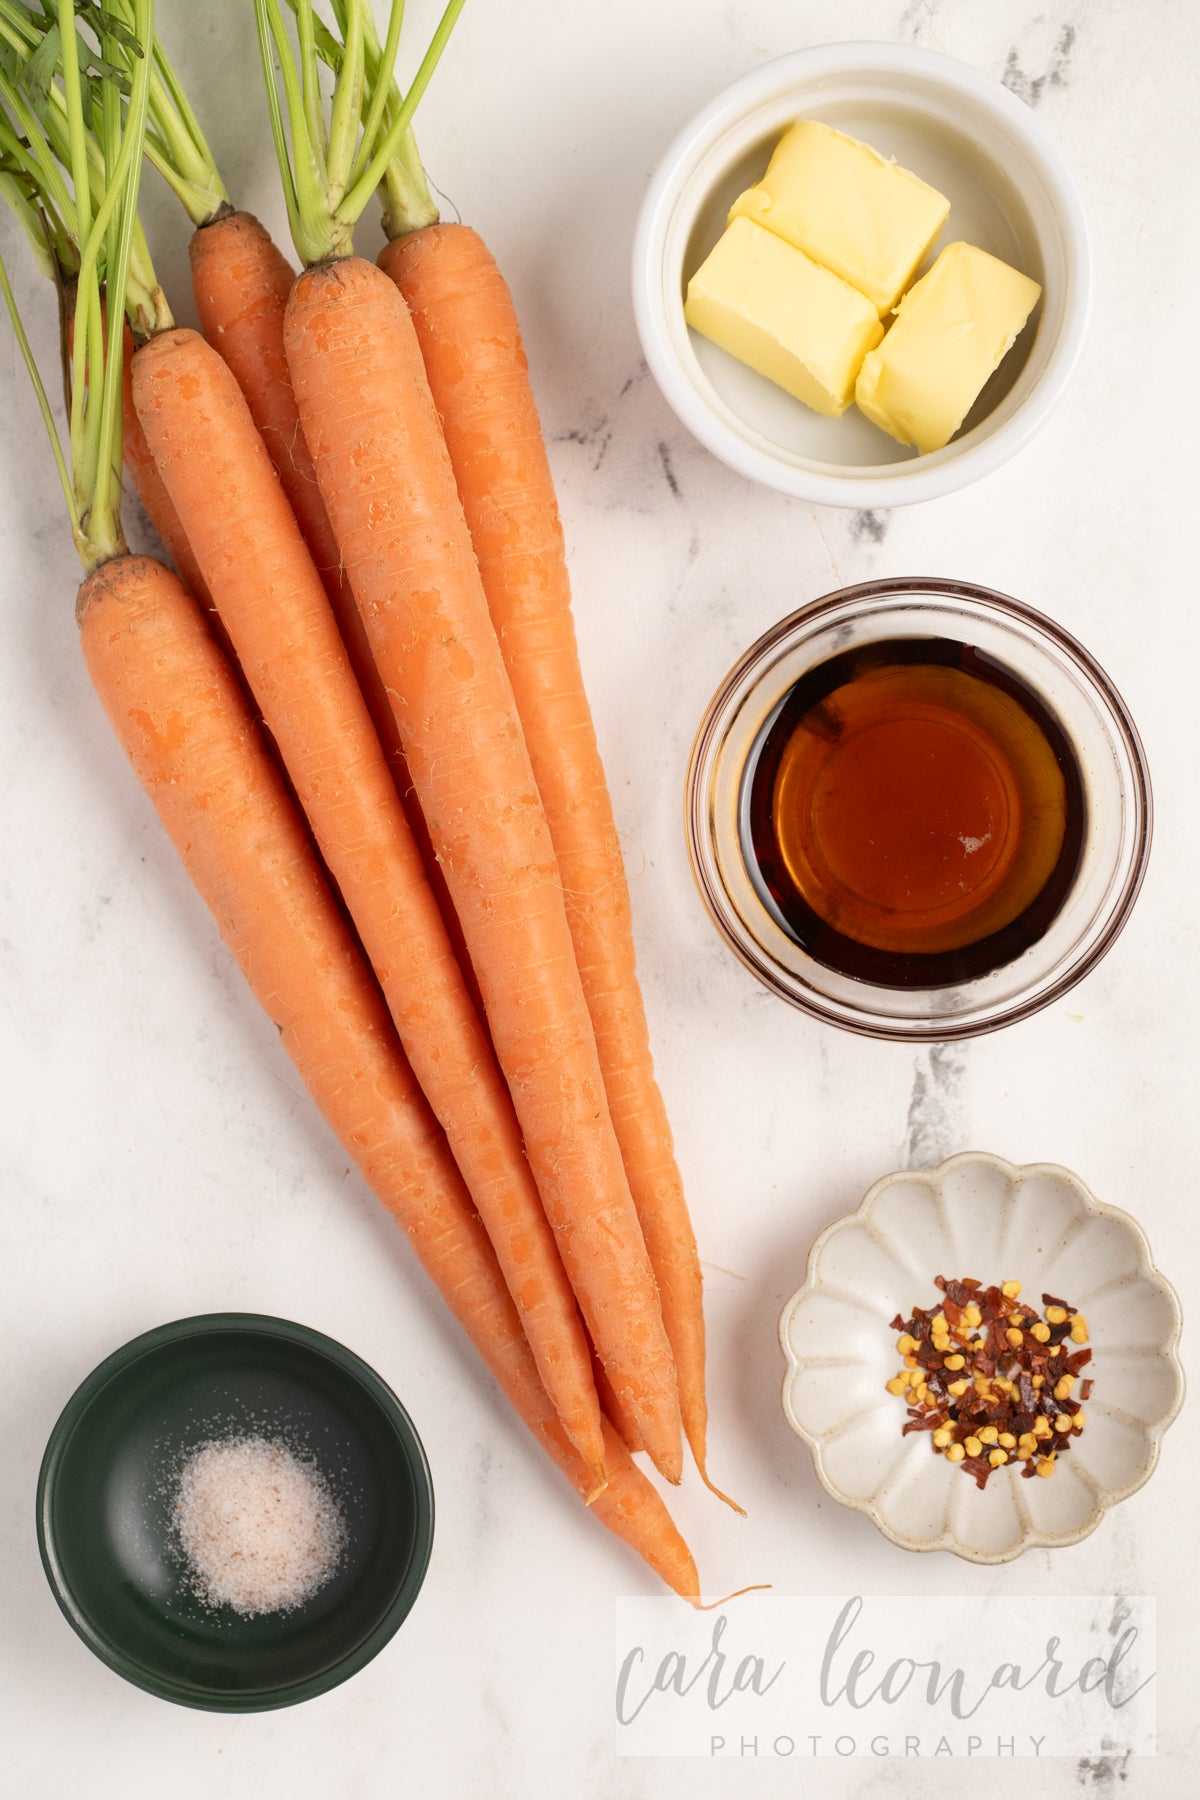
131 326 606 1485
284 256 683 1483
187 207 482 1021
380 224 733 1505
186 215 403 788
587 1424 696 1601
78 553 696 1596
187 214 392 760
594 1351 645 1456
119 342 212 613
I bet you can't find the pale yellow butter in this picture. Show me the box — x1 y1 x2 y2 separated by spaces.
855 241 1042 453
729 121 950 315
684 216 884 417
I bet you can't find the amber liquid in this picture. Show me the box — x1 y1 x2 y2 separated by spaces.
745 638 1085 987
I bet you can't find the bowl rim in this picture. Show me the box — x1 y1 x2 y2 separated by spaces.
631 39 1093 507
684 575 1154 1041
36 1311 436 1712
778 1151 1186 1561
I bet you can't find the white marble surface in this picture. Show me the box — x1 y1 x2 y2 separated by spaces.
0 2 1196 1795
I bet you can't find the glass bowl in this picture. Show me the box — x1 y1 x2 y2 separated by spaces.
36 1314 435 1711
685 578 1152 1040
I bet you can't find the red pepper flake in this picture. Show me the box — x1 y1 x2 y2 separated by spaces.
884 1278 1093 1487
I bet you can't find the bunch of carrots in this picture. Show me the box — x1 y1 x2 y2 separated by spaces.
0 0 739 1601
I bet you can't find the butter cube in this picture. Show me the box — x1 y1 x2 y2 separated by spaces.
684 216 884 417
855 241 1042 453
729 121 950 315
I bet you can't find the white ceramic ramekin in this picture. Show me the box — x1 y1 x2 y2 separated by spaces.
632 42 1092 508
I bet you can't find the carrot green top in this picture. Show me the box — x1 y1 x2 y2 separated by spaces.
256 0 465 266
0 0 155 570
114 0 230 227
5 1 230 231
0 0 165 322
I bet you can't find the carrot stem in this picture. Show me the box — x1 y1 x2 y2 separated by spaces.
295 2 329 177
346 0 405 196
0 27 162 331
333 0 465 225
0 247 78 536
2 0 155 570
324 0 365 207
285 0 437 235
106 0 231 227
256 0 460 257
0 69 78 245
258 0 353 263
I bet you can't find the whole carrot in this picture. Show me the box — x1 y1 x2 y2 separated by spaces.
131 321 606 1486
285 257 681 1483
296 0 728 1501
259 0 684 1481
381 223 734 1507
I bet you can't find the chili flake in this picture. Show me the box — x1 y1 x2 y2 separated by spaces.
886 1278 1092 1489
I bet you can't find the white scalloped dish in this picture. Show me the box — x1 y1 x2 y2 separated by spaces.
779 1153 1184 1562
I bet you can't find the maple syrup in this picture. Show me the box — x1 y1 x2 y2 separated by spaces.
745 637 1085 987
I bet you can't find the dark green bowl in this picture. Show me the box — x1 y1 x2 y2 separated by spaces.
36 1314 435 1711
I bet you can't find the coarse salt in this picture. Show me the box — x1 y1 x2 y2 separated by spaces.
172 1435 346 1616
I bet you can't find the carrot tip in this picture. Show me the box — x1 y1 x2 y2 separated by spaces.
584 1476 610 1507
648 1450 684 1486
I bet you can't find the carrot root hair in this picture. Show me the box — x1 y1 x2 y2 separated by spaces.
695 1584 773 1612
697 1465 747 1517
